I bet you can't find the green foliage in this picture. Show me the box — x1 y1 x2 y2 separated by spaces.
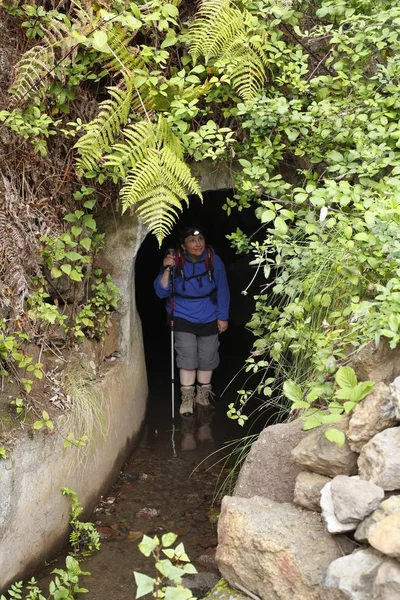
33 410 54 432
0 556 89 600
105 116 203 244
34 189 119 341
222 0 400 437
185 0 268 100
0 445 7 459
134 534 197 600
61 487 101 560
282 367 374 444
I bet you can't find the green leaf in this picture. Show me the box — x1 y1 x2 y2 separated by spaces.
71 226 82 237
302 415 322 430
182 563 197 574
261 209 275 223
133 572 155 599
83 199 96 209
92 30 111 54
325 428 346 447
335 366 357 389
60 263 72 275
164 587 193 600
80 237 92 251
138 535 158 557
343 401 357 413
162 533 178 547
161 32 178 49
70 269 83 282
291 400 309 409
51 267 62 279
156 559 185 581
320 413 343 425
283 380 303 403
65 251 83 261
274 216 288 236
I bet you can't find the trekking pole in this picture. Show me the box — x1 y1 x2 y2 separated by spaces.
169 292 175 422
168 256 177 457
168 251 175 422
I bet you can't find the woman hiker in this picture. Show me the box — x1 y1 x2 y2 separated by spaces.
154 226 230 416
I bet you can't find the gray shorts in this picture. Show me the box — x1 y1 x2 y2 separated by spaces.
174 332 220 371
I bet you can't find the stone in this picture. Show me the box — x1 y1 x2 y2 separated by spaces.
330 475 384 523
101 313 121 359
216 495 344 600
349 340 400 385
355 495 400 543
234 419 308 503
347 382 398 452
294 471 330 512
291 419 358 477
183 572 220 598
369 513 400 558
320 481 357 534
373 561 400 600
358 427 400 490
324 548 388 600
389 376 400 420
204 579 249 600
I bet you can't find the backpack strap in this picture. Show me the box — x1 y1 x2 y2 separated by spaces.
205 246 214 282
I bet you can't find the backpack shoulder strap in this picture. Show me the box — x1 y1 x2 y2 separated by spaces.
205 246 214 281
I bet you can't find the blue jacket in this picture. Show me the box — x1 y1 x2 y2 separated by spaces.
154 250 230 324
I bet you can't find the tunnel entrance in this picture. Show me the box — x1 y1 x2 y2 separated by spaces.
135 189 269 448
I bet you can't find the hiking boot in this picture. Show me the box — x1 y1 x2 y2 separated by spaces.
195 383 214 406
179 386 195 415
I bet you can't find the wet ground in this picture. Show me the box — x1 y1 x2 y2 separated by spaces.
36 322 266 600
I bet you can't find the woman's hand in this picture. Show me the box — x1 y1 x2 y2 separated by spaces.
163 249 175 270
217 320 228 334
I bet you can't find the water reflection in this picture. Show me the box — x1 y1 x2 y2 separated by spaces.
181 406 214 452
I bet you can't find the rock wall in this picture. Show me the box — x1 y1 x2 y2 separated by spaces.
0 215 148 590
217 350 400 599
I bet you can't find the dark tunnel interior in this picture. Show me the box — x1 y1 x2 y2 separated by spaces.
134 190 272 446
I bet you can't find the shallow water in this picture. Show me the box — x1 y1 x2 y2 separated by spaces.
35 323 263 599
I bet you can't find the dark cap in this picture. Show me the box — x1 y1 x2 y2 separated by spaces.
180 225 207 243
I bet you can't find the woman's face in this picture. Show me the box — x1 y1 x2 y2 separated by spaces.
182 233 206 258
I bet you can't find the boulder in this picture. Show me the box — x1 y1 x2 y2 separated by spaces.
373 561 400 600
294 471 330 512
234 419 308 503
330 475 384 523
291 420 358 477
358 427 400 490
347 382 398 452
216 495 344 600
389 376 400 420
349 340 400 385
320 481 357 534
369 513 400 558
355 495 400 543
324 548 390 600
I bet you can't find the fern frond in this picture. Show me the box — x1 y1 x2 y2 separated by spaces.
9 15 79 104
74 81 134 174
116 118 202 243
104 121 156 175
186 0 268 99
9 46 54 104
105 29 147 79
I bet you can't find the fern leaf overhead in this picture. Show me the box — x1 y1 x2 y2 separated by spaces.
186 0 268 100
106 117 202 244
74 81 135 174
